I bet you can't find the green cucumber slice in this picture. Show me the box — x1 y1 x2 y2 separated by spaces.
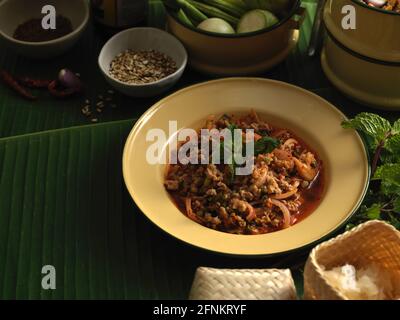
237 9 278 33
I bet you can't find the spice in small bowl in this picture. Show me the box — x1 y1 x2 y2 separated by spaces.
0 0 90 59
98 27 187 97
109 50 178 85
13 15 73 42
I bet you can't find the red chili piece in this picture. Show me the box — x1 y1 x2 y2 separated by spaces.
17 77 52 89
48 80 81 98
0 70 36 100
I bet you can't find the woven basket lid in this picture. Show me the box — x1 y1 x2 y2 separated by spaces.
189 267 297 300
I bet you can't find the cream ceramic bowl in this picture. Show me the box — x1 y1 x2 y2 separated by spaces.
166 0 304 76
324 0 400 63
123 78 370 256
98 27 187 98
0 0 89 59
321 32 400 110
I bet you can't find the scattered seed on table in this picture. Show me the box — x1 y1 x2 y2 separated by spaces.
109 49 177 85
81 88 117 121
81 103 92 116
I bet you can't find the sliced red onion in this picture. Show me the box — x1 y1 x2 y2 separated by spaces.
270 198 291 229
271 188 298 200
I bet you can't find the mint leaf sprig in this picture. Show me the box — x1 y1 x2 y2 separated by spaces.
215 123 280 184
342 113 400 230
342 113 400 175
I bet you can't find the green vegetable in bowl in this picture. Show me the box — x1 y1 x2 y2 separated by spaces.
243 0 292 14
198 17 235 34
224 0 248 11
177 9 195 27
237 9 278 33
202 0 246 17
164 0 287 34
188 0 240 26
176 0 208 22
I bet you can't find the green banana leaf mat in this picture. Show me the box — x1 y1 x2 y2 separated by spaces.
0 1 399 299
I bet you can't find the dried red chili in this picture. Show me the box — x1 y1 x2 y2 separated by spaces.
17 77 52 89
0 70 36 100
1 70 83 100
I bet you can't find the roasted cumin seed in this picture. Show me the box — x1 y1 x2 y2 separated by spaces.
109 50 177 85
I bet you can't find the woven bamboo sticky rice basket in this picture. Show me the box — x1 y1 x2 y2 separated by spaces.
189 267 297 300
304 220 400 300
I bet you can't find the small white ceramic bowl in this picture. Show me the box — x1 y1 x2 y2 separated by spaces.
0 0 89 59
98 27 188 98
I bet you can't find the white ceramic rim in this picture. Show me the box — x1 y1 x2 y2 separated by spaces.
122 78 370 256
0 0 90 46
98 27 188 89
